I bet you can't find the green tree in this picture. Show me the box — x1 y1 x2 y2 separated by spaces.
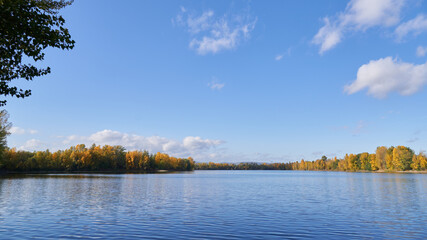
348 154 360 171
0 110 11 166
0 0 75 105
359 152 371 171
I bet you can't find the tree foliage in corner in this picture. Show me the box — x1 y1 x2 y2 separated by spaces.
0 0 74 106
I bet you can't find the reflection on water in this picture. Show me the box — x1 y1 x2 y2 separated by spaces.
0 171 426 239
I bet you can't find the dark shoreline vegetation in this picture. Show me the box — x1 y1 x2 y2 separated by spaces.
0 144 426 174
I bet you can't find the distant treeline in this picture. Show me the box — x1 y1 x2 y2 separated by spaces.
1 145 426 173
196 162 292 170
0 144 195 172
196 146 427 172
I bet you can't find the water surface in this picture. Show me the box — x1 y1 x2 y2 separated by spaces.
0 171 426 239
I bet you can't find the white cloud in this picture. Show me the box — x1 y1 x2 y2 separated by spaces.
208 78 225 90
28 129 38 134
175 8 256 55
61 130 224 159
313 18 343 54
62 134 82 144
62 130 288 162
12 130 296 163
344 57 427 98
395 15 427 40
275 48 292 61
417 46 427 57
183 136 223 151
341 0 403 28
275 55 283 61
313 0 405 54
186 10 214 34
9 126 38 135
10 127 25 135
18 139 44 151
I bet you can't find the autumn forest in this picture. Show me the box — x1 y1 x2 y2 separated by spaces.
0 144 426 173
0 144 195 172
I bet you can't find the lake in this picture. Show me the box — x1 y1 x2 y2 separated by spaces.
0 171 426 239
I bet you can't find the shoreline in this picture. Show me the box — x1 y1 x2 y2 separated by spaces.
0 169 187 176
2 169 427 176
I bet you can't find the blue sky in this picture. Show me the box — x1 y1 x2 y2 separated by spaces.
5 0 427 162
